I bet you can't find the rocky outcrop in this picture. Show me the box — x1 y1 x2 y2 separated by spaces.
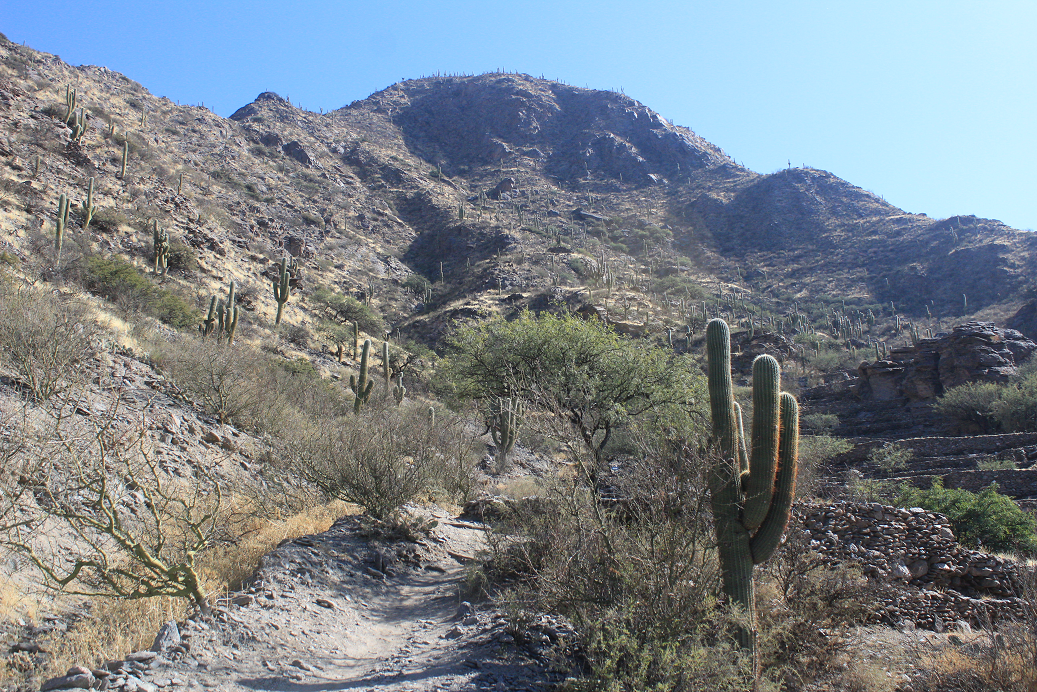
797 501 1028 630
855 322 1036 402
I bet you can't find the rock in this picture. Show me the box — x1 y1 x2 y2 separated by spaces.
231 594 254 606
150 621 181 652
315 598 335 609
290 659 313 671
856 323 1037 405
282 140 312 166
487 177 515 200
456 601 475 620
909 560 930 579
126 650 158 663
41 672 94 690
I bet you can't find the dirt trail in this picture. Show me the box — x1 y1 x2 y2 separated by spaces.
95 508 569 692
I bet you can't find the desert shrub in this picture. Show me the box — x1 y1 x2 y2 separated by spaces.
281 399 475 524
0 285 96 400
758 531 877 688
485 429 753 690
402 273 431 295
164 241 197 272
868 441 913 475
896 479 1037 555
798 434 852 496
81 255 197 328
282 323 312 349
935 380 1003 433
801 413 839 434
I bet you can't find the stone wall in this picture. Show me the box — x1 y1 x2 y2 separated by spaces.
796 501 1028 630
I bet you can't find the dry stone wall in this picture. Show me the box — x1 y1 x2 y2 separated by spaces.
796 500 1027 630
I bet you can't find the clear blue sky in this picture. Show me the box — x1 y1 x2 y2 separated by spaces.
4 1 1034 230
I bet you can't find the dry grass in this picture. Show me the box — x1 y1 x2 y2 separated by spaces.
198 497 358 594
0 500 356 690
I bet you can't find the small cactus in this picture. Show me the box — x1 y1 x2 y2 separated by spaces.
272 257 291 326
392 374 406 406
350 340 375 414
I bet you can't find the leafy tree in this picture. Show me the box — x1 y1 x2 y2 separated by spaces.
442 310 709 470
309 285 383 336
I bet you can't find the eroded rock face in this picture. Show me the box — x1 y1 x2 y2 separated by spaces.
856 322 1036 402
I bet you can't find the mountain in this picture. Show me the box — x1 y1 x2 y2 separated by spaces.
1 35 1034 346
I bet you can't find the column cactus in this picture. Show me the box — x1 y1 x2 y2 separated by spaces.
350 339 375 414
152 220 170 275
81 177 96 231
217 281 239 344
55 193 70 266
392 374 406 406
381 341 391 393
352 320 360 359
491 397 525 473
705 318 799 674
272 257 291 326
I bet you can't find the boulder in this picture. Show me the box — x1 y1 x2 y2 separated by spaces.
855 322 1036 402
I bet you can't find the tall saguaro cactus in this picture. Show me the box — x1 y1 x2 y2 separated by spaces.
272 257 291 326
491 397 525 472
55 193 70 267
81 177 96 231
705 318 799 673
152 220 170 276
350 339 375 414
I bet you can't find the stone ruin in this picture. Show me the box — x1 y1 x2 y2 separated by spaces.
796 500 1028 631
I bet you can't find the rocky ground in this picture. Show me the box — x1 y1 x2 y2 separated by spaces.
37 509 576 692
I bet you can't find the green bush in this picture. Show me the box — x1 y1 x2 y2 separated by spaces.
82 255 198 328
935 360 1037 433
896 480 1037 555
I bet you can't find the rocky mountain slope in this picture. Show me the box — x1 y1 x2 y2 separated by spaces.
2 34 1035 347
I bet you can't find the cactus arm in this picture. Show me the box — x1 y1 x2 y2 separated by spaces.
750 392 799 564
705 319 737 457
742 355 781 531
734 402 748 478
200 296 217 337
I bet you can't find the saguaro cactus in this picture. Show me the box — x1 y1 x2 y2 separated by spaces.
272 257 291 326
392 374 406 406
350 339 375 414
120 140 129 180
381 341 391 393
491 397 525 473
152 220 169 275
81 177 96 231
55 193 70 266
705 318 799 673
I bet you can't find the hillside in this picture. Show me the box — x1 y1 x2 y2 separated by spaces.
2 34 1037 692
2 34 1035 347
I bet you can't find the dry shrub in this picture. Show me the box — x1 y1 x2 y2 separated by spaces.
281 398 478 525
915 562 1037 692
486 431 754 691
0 283 96 401
757 529 878 689
197 498 356 595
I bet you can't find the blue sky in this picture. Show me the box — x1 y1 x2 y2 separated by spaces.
3 1 1034 230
